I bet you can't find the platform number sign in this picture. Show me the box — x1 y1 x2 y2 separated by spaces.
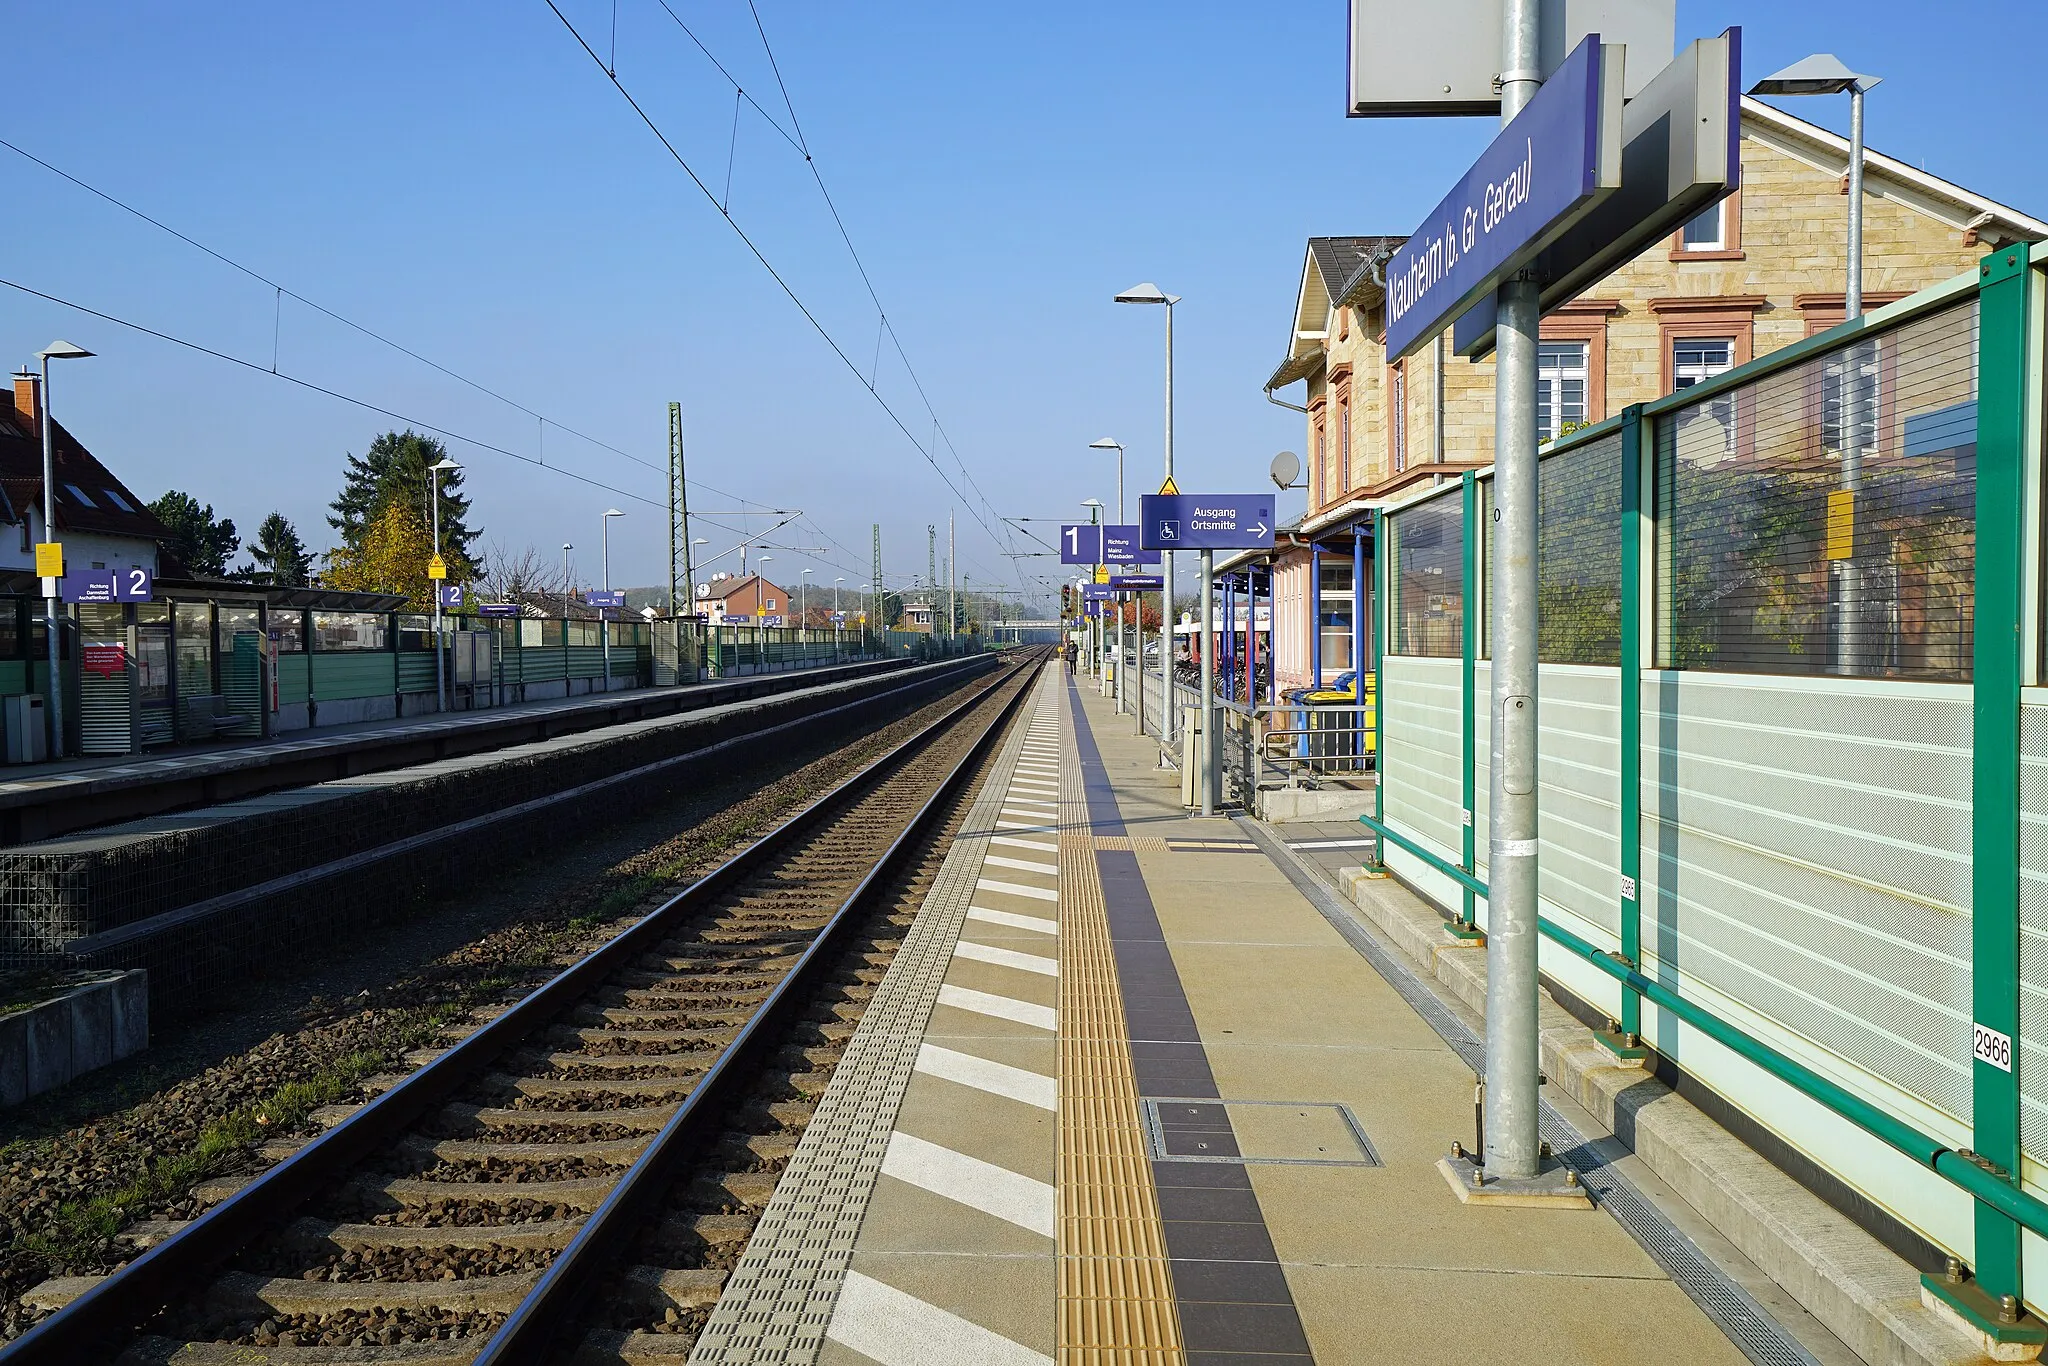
1975 1022 2014 1073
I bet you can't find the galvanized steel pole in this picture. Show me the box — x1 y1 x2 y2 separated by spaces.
1484 0 1545 1184
433 468 446 713
1837 82 1868 672
1200 547 1216 816
37 358 63 760
1161 300 1177 765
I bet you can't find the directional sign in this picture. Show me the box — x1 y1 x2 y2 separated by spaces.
1059 524 1103 565
1082 583 1113 602
60 570 116 603
721 614 751 626
1140 494 1276 551
1453 28 1741 358
1101 525 1155 566
1381 35 1623 360
585 589 625 608
1110 574 1163 592
478 603 519 618
831 611 848 624
437 584 465 609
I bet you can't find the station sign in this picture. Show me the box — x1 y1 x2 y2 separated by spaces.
1101 525 1155 566
1382 34 1624 361
720 613 751 626
437 584 465 609
1346 0 1673 117
1454 29 1741 357
762 615 785 626
1059 524 1103 565
831 611 848 624
1139 494 1276 551
1110 574 1163 591
1081 583 1113 602
477 603 519 618
584 590 625 608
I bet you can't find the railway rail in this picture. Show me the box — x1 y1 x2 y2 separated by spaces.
4 647 1048 1365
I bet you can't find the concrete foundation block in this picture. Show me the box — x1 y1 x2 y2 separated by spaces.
0 969 148 1106
1256 786 1376 823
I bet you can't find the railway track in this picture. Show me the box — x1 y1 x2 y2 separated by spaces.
5 648 1049 1365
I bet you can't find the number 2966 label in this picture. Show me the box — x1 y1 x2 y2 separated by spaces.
1975 1023 2014 1073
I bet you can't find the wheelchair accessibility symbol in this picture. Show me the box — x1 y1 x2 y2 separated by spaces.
1159 520 1181 542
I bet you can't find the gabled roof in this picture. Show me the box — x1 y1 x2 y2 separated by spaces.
0 394 168 542
1739 95 2048 245
1267 235 1405 393
701 573 790 605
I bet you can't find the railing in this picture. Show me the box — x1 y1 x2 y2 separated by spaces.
1365 250 2045 1326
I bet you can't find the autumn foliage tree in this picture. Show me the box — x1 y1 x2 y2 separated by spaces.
324 502 439 609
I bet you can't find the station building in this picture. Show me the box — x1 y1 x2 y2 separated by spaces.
1255 97 2048 694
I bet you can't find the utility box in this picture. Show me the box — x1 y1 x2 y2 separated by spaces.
3 695 47 765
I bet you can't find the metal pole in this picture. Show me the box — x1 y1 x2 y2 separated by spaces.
1354 529 1367 767
601 516 612 694
1199 548 1216 816
1837 82 1868 673
1136 591 1147 737
432 468 446 713
1161 300 1176 765
1484 0 1545 1185
949 512 957 647
37 358 63 760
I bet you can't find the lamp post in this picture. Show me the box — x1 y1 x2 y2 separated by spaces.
561 543 573 620
1081 499 1103 684
33 341 92 761
1091 439 1128 716
601 508 623 693
1114 283 1177 765
429 458 460 713
1750 55 1883 674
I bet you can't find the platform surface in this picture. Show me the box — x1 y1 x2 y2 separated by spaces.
692 666 1762 1364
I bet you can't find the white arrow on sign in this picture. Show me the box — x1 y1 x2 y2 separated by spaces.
1252 522 1269 538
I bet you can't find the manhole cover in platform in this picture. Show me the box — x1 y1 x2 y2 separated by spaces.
1143 1099 1381 1167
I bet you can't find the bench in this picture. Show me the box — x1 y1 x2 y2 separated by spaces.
179 694 232 742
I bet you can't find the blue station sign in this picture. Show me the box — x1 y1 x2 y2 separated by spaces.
1381 34 1623 361
60 567 153 603
1059 524 1103 565
477 603 519 618
584 590 625 608
1081 582 1113 602
1110 574 1163 592
1139 494 1276 551
1101 525 1154 566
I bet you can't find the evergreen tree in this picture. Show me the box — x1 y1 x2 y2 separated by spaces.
328 430 478 563
244 512 312 587
149 490 240 578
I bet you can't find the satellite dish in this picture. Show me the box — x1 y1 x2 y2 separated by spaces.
1270 450 1302 489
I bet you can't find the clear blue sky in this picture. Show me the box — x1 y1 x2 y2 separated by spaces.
2 2 2035 607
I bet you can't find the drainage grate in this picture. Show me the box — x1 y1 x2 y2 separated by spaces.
1245 818 1824 1366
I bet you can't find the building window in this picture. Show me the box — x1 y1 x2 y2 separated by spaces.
1681 201 1725 250
1537 341 1589 442
1339 400 1351 491
101 488 134 512
1673 337 1737 454
1822 348 1879 455
64 483 97 509
1313 418 1326 505
1392 365 1407 472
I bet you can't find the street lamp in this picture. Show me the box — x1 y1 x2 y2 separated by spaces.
601 508 624 693
801 569 812 631
429 457 460 713
34 341 93 761
1115 283 1180 766
1088 438 1126 524
561 543 573 620
1751 55 1882 672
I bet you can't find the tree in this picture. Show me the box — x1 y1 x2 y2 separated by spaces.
243 512 312 587
329 430 478 567
476 541 567 608
150 490 239 578
325 502 439 609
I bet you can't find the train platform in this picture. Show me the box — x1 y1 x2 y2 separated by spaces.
0 656 914 845
686 664 1848 1365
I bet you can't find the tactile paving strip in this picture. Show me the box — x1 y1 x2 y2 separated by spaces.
1058 708 1184 1364
687 670 1061 1364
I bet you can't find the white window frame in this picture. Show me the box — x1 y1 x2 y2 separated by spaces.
1681 200 1726 251
1536 340 1589 442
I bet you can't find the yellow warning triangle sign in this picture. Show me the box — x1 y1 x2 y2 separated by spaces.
1158 475 1180 496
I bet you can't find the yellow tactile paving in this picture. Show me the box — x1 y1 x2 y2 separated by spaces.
1057 693 1185 1366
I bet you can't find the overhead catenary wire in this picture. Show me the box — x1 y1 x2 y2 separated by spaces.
553 0 1027 594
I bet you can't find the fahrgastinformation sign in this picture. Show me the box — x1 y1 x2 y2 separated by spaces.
1381 34 1623 361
